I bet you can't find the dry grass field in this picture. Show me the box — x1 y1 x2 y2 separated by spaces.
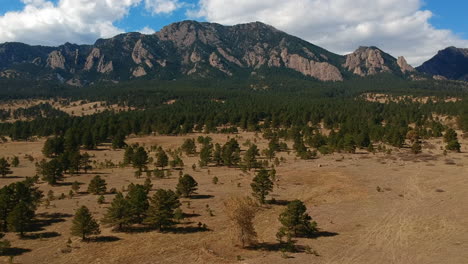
0 132 467 264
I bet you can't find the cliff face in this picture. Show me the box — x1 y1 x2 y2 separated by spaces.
417 47 468 81
344 46 413 77
0 20 420 85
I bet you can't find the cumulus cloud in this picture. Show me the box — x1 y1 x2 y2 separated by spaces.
0 0 144 46
138 26 156 34
144 0 182 14
193 0 468 65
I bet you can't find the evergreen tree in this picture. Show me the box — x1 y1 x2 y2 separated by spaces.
243 144 260 170
42 137 64 158
212 143 223 166
176 174 198 198
277 200 317 238
81 130 96 150
11 156 19 168
80 153 92 173
71 206 100 240
123 146 134 165
0 158 12 178
221 139 241 166
155 148 168 169
87 176 107 195
7 201 34 237
144 189 180 231
111 133 126 149
250 169 273 204
198 143 212 167
126 184 149 224
132 147 148 172
36 159 63 185
181 138 196 155
102 192 132 231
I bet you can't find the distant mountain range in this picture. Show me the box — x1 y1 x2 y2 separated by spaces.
0 20 465 86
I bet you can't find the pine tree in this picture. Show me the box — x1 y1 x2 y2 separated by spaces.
87 176 107 195
7 201 34 237
144 189 180 231
198 143 212 167
36 159 63 185
176 174 198 198
80 153 92 173
111 133 126 149
0 158 12 178
181 138 196 155
132 147 148 172
11 156 19 168
155 148 168 169
277 200 317 238
102 193 132 231
123 146 134 165
126 184 149 224
250 169 273 204
71 206 100 240
243 144 260 170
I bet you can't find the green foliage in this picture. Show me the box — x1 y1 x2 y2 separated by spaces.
132 147 149 172
71 206 100 240
0 158 12 178
144 189 181 231
278 200 317 238
176 174 198 198
126 184 149 224
102 192 132 231
36 159 63 185
87 176 107 195
250 169 273 204
181 138 196 155
243 144 260 170
155 148 169 169
11 156 19 168
7 201 34 236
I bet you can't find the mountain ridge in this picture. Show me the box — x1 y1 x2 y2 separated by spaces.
0 20 433 85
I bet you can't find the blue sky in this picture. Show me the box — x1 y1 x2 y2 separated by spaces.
424 0 467 38
0 0 466 65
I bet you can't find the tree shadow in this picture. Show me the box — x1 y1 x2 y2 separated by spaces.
89 236 121 243
53 181 74 186
182 212 201 218
0 176 24 179
31 213 73 231
189 194 214 200
0 247 32 257
302 231 339 239
166 226 210 234
22 231 61 240
247 242 306 253
268 199 290 206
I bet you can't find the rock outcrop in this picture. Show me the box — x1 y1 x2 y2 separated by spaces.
344 47 391 76
46 51 66 70
397 56 415 73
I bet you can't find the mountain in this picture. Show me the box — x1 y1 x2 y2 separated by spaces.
0 20 416 85
344 46 415 76
417 47 468 81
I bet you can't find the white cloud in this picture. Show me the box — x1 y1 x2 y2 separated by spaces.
144 0 181 14
0 0 142 46
193 0 468 65
138 26 156 34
